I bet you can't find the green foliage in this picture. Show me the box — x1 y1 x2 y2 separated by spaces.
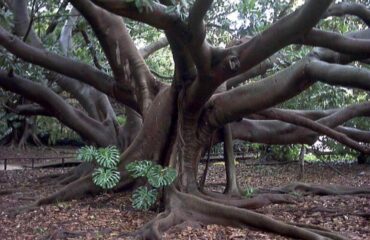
77 146 121 190
304 153 319 162
77 145 97 162
271 145 301 161
96 146 120 168
126 160 154 178
147 165 177 188
0 112 17 140
243 186 255 198
166 0 189 20
126 160 177 210
132 186 158 210
92 168 121 189
37 116 81 145
116 115 127 125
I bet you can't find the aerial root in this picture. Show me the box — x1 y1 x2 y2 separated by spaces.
133 186 348 240
275 182 370 195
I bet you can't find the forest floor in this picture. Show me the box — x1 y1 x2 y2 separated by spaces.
0 147 369 240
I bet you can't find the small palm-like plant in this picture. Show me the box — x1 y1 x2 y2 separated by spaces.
132 186 158 211
126 160 177 210
77 146 177 210
77 145 121 190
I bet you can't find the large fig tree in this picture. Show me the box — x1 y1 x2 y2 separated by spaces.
1 0 370 239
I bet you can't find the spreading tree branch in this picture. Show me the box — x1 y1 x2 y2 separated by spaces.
226 57 275 89
71 0 164 113
139 37 168 59
7 0 117 121
324 2 370 26
90 0 181 30
259 108 370 154
185 0 333 114
300 29 370 58
231 103 370 146
212 0 333 83
307 59 370 91
0 26 139 111
3 103 51 116
207 59 314 127
0 71 116 146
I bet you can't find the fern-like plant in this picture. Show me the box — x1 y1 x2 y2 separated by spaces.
126 160 177 211
77 146 121 190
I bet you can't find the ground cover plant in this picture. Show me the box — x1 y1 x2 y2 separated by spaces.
0 0 370 239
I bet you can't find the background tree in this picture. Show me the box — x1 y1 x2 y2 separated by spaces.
1 0 370 239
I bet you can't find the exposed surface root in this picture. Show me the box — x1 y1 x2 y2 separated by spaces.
58 173 81 185
36 175 99 205
42 229 85 240
36 163 94 186
0 189 16 195
200 191 296 209
134 186 347 240
5 203 39 218
37 173 65 183
289 223 347 240
275 182 370 195
34 171 134 207
134 212 183 240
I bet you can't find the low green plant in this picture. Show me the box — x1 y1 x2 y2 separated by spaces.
126 160 177 210
290 191 302 197
243 186 255 198
77 146 121 189
77 146 177 211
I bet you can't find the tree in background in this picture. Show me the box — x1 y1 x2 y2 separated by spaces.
1 0 370 239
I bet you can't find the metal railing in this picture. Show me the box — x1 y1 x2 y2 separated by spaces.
0 154 77 170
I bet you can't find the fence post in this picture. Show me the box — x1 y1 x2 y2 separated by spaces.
4 158 7 170
62 157 65 169
31 158 34 169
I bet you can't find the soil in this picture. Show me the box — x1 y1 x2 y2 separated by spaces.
0 147 369 240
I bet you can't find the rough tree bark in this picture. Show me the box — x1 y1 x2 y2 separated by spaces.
1 0 370 239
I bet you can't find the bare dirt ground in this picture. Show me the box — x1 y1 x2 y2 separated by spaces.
0 147 369 240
